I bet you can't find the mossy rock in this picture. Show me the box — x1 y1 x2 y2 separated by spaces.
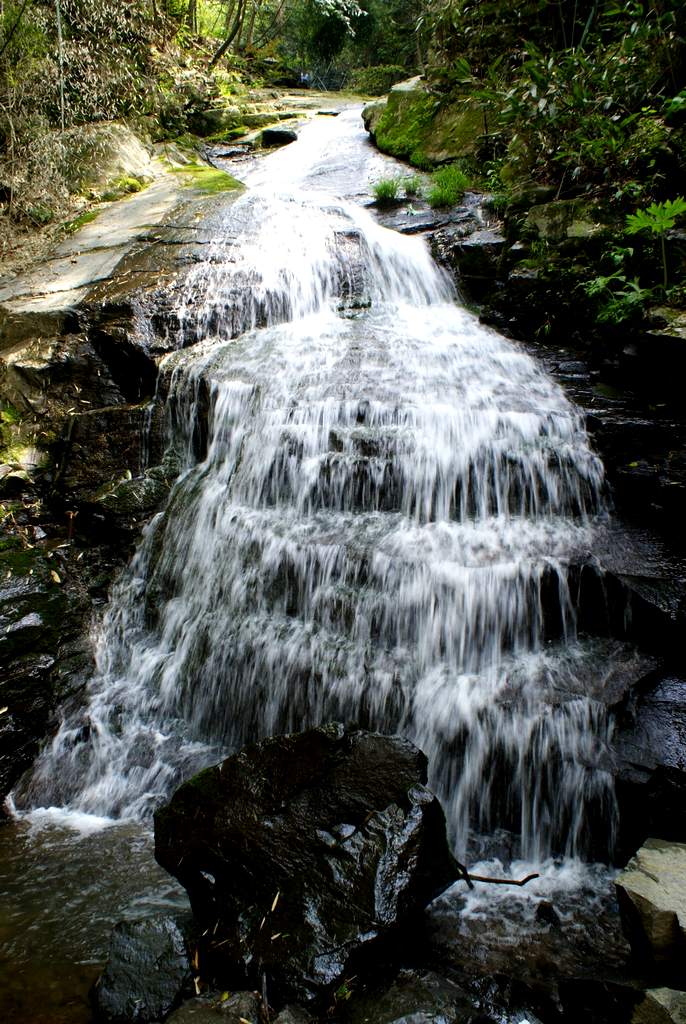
186 106 243 138
170 163 244 195
523 198 618 245
369 79 484 169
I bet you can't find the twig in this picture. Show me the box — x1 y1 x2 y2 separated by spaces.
466 872 540 887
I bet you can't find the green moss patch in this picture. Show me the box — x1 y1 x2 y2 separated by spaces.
374 89 438 164
170 163 244 195
373 86 485 170
63 209 100 234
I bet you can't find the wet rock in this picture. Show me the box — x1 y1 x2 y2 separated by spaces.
154 724 460 1007
273 1006 313 1024
0 539 82 803
166 991 263 1023
633 988 686 1024
615 839 686 964
92 915 193 1023
261 127 298 147
535 900 562 928
613 674 686 859
340 968 493 1024
55 404 161 515
435 225 506 301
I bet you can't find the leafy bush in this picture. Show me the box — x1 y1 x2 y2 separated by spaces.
350 64 407 96
427 163 469 207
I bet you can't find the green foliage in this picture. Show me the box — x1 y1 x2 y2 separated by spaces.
625 197 686 238
350 64 407 96
583 244 652 325
626 197 686 288
372 176 400 203
427 163 469 207
403 174 422 197
423 1 685 196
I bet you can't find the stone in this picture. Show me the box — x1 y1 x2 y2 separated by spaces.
633 989 686 1024
154 724 460 1007
361 99 387 138
273 1006 313 1024
62 123 154 194
92 915 193 1023
339 968 486 1024
261 127 298 147
522 198 617 247
187 107 243 137
366 79 484 167
615 839 686 963
166 991 263 1023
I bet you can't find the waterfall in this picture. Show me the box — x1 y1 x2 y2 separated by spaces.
18 110 616 862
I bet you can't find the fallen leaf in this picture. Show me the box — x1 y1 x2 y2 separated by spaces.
0 707 8 715
50 570 61 584
271 890 280 912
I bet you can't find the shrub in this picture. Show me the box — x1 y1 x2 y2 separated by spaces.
350 65 407 96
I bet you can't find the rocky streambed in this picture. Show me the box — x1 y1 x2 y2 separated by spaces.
0 101 684 1024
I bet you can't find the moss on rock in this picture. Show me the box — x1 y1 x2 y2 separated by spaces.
170 163 244 195
367 79 485 169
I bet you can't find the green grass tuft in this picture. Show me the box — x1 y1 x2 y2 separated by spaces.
427 164 470 208
373 177 401 204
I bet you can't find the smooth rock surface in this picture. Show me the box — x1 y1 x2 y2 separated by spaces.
92 915 193 1022
616 839 686 963
154 724 460 1006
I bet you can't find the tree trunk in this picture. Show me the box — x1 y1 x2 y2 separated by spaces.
209 0 246 69
242 0 259 52
186 0 197 33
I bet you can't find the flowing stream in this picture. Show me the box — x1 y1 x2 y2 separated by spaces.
2 107 628 1020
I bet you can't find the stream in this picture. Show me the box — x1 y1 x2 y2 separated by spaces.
1 107 632 1022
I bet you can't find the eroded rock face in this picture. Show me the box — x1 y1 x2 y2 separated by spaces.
154 724 460 1008
616 839 686 964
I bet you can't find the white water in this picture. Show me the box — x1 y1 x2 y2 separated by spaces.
18 109 617 863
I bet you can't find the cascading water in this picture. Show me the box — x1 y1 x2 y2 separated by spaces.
19 109 617 864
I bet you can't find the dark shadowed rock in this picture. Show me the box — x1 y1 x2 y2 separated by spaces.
166 991 263 1023
92 915 193 1023
340 968 495 1024
273 1005 313 1024
262 127 298 147
154 724 460 1007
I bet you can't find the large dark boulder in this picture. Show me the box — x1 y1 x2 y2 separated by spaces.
154 724 460 1008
